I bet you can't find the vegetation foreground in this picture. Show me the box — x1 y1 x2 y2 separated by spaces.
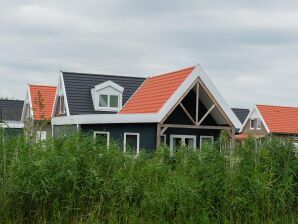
0 133 298 223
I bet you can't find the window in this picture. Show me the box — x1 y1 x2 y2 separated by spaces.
124 133 140 154
36 131 47 141
200 136 214 149
59 96 66 115
160 134 166 145
99 94 108 107
91 80 124 112
256 118 261 130
250 119 255 130
98 94 119 109
170 135 196 156
94 131 110 148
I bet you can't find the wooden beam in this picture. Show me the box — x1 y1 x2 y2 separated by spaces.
198 78 233 127
160 124 233 130
197 104 215 126
160 126 168 135
196 83 199 123
156 123 161 148
180 103 196 125
160 78 199 124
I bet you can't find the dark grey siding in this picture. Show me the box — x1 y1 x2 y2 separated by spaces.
62 72 146 115
81 123 157 152
164 128 220 148
232 108 249 124
53 125 78 138
0 100 24 121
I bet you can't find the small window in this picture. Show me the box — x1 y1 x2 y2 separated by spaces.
250 119 255 130
256 118 261 130
36 131 47 141
200 136 214 149
59 96 66 115
160 134 166 145
99 94 108 107
110 95 119 108
124 133 140 154
94 131 110 148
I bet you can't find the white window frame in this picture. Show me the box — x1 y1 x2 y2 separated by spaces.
36 131 47 141
91 80 124 112
94 131 110 148
59 96 66 115
170 134 197 156
98 94 120 110
250 119 255 130
256 118 261 130
161 134 167 145
200 136 214 149
123 132 140 154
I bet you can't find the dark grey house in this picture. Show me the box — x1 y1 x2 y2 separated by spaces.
232 108 250 133
0 99 24 135
52 65 241 155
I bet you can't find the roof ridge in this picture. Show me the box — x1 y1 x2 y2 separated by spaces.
62 71 147 79
257 104 298 109
150 66 195 79
29 84 57 88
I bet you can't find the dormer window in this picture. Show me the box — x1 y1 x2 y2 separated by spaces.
91 81 124 112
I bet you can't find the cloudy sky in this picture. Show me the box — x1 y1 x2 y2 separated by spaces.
0 0 297 108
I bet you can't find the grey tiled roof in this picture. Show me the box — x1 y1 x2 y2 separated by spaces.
0 100 24 121
232 108 250 124
62 72 146 115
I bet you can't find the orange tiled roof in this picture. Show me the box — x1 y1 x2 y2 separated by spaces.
29 85 56 121
119 66 195 114
257 105 298 135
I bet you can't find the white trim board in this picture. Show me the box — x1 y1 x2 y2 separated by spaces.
123 132 140 154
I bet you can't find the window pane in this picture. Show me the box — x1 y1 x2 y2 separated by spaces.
185 138 195 149
250 119 255 129
201 137 213 148
99 95 108 107
95 133 108 146
257 119 261 129
126 135 138 153
110 95 119 108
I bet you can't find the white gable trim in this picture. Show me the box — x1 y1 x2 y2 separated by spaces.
51 72 70 117
157 65 241 129
21 85 34 122
240 105 270 133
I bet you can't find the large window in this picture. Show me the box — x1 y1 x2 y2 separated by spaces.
99 94 119 109
170 135 196 156
200 136 214 149
94 131 110 148
124 133 140 154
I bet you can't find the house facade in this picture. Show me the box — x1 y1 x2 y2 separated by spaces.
21 84 56 140
238 105 298 144
0 99 24 136
52 65 241 154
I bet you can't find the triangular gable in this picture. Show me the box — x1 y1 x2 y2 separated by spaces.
24 85 57 121
52 73 70 117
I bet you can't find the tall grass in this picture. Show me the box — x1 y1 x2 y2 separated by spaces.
0 133 297 223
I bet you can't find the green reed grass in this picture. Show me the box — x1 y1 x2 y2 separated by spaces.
0 133 297 223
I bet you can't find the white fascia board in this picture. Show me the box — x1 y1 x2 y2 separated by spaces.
157 64 242 129
1 121 24 129
52 113 159 125
21 85 33 122
60 72 70 116
51 81 59 118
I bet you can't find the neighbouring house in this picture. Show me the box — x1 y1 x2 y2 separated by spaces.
0 99 24 135
52 65 241 155
237 105 298 145
21 84 56 140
